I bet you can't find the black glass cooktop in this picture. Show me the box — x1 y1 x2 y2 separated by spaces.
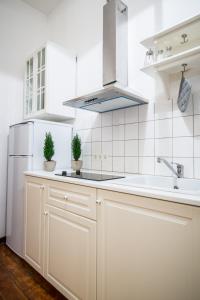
55 171 124 181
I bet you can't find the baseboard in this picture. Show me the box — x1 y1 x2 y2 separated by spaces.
0 237 6 244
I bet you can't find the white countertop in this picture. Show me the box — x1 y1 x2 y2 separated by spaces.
24 170 200 207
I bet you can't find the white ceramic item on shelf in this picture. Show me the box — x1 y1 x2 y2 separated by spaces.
144 48 154 66
156 49 164 62
165 46 173 58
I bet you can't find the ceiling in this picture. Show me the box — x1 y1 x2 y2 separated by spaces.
22 0 62 15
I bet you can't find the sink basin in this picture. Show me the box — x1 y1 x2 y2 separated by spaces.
112 175 200 195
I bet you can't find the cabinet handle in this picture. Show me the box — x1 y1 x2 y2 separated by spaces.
43 211 48 216
40 185 45 190
96 199 101 205
64 195 68 201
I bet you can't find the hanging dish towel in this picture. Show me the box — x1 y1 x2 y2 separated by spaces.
177 74 192 113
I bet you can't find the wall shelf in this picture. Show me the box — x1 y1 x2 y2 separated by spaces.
141 45 200 75
141 14 200 49
140 14 200 76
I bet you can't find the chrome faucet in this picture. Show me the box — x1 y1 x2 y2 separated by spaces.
157 157 184 178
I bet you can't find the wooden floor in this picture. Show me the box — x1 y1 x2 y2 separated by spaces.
0 243 67 300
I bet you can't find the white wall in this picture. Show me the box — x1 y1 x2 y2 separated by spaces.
47 0 200 178
0 0 47 238
47 0 104 96
47 0 200 98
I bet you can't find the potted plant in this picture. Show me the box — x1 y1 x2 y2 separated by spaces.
43 132 56 172
71 134 82 174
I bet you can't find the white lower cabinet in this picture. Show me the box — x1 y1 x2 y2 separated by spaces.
44 205 96 300
25 176 200 300
24 177 45 275
24 176 96 300
97 190 200 300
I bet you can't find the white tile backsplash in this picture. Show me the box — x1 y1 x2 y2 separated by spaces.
125 123 138 140
125 157 138 174
139 121 154 139
92 156 101 171
173 116 193 137
102 126 112 141
125 140 138 157
155 101 172 120
139 157 155 175
102 111 112 127
155 119 172 138
102 156 112 172
194 136 200 157
113 141 124 156
92 142 101 156
113 109 125 125
92 113 101 128
155 138 172 157
194 115 200 136
82 156 92 170
193 92 200 115
113 156 124 173
102 141 112 156
82 142 92 156
92 127 101 141
194 158 200 179
73 75 200 179
173 137 193 158
139 139 154 157
155 157 172 177
113 125 124 140
139 102 155 122
125 106 138 124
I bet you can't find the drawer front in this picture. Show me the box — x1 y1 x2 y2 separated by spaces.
46 181 96 220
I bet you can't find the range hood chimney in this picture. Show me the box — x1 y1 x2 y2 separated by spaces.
63 0 148 113
103 0 128 88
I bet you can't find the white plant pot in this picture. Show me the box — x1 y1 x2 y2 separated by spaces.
44 160 56 172
71 160 83 174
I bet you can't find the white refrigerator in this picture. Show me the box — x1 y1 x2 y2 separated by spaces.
6 119 72 257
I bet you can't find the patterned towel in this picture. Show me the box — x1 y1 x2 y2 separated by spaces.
177 75 192 113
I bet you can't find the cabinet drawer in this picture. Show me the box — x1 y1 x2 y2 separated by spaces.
46 181 97 220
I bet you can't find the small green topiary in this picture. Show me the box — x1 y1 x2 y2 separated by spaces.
72 134 81 161
44 132 55 161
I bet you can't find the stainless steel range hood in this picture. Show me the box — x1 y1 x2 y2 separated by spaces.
63 0 148 113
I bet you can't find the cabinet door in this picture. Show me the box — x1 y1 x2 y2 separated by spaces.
25 57 34 116
44 205 96 300
24 48 46 118
24 43 75 121
36 47 46 112
97 190 200 300
24 179 45 275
